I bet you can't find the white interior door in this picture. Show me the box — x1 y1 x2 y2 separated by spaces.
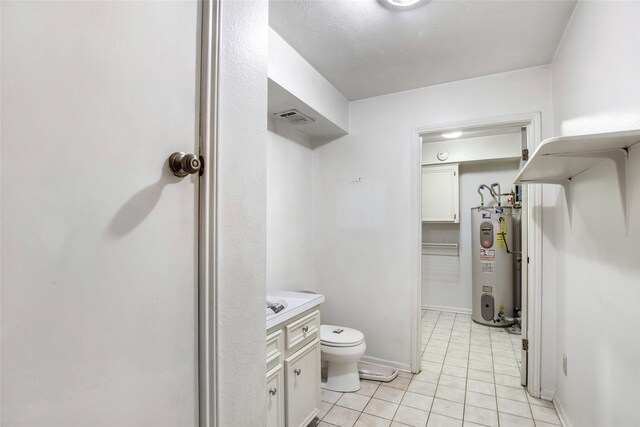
1 2 200 425
520 127 529 387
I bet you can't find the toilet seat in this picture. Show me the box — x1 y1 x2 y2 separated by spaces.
321 325 364 347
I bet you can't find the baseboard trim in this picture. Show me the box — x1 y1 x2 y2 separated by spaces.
539 388 555 401
422 304 472 315
360 355 411 372
553 392 570 427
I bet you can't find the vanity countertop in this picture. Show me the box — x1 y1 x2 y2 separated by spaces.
266 290 324 330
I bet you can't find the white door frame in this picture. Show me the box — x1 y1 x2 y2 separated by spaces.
410 112 543 398
198 1 220 425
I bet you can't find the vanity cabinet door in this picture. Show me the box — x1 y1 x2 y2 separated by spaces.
267 365 284 427
284 339 320 427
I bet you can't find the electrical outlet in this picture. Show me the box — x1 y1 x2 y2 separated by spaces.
563 354 568 376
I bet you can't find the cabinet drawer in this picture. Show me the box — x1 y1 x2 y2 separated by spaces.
285 310 320 351
266 330 283 372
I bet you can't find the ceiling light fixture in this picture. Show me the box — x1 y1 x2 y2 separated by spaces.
442 131 463 139
383 0 427 10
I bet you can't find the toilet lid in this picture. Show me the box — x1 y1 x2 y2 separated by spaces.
321 325 364 347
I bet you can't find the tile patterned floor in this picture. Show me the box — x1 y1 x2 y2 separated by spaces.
317 310 562 427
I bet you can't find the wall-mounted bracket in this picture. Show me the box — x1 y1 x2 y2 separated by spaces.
514 130 639 235
550 148 628 233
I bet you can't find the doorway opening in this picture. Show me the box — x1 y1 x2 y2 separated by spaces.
410 113 543 398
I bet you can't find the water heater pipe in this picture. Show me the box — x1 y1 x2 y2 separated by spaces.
491 183 502 206
477 184 498 206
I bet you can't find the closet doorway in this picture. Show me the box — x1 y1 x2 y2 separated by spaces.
410 113 544 398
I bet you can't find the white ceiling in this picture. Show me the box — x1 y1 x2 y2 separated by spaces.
269 0 576 100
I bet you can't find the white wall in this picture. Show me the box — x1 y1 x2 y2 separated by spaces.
422 133 521 165
267 121 314 291
422 159 520 312
313 66 552 369
268 29 349 132
548 2 640 425
216 0 269 425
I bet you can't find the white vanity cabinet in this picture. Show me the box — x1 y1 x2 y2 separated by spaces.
267 364 285 427
266 308 321 427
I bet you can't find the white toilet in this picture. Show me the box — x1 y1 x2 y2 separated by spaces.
320 324 366 392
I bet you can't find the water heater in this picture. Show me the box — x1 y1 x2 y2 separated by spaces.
471 205 521 326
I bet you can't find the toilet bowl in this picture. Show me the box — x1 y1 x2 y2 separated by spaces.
320 324 366 392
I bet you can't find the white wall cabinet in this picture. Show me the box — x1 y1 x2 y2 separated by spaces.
267 309 321 427
422 163 459 223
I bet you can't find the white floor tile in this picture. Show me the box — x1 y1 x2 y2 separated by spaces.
463 405 498 427
441 365 467 379
447 341 469 351
466 379 495 396
357 380 382 397
364 398 400 420
494 374 522 388
446 349 469 359
337 393 372 412
494 364 521 377
426 346 448 355
534 421 563 427
333 311 557 427
497 397 532 418
421 362 443 374
413 369 441 384
429 339 450 348
354 413 392 427
426 413 462 427
323 389 344 404
393 405 430 427
386 376 411 390
435 384 465 403
497 412 535 427
324 405 362 427
495 385 527 403
469 345 492 355
431 398 464 419
373 385 405 404
468 360 493 372
467 369 494 383
465 391 497 411
423 353 446 364
438 374 466 390
401 391 434 411
529 405 561 425
469 352 492 363
408 380 437 396
444 356 468 369
319 401 333 419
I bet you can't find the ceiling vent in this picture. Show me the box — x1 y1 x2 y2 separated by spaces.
273 109 315 126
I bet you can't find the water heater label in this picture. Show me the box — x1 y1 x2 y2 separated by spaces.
481 261 495 273
496 218 507 249
479 249 495 260
482 213 491 219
